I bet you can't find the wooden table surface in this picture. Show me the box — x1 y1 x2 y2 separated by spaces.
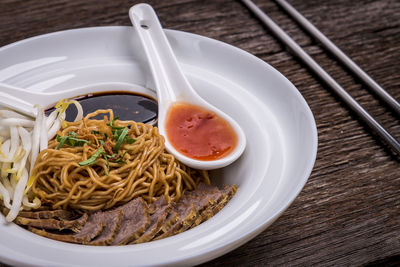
0 0 399 266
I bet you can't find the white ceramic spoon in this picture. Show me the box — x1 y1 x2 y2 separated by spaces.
0 82 156 118
0 87 37 117
129 3 246 170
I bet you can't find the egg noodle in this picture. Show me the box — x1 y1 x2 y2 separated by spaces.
31 109 210 211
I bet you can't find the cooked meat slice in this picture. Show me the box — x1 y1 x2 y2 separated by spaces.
19 183 238 245
191 189 224 227
155 183 223 235
111 198 149 245
0 205 74 220
185 183 219 198
17 210 74 220
75 215 105 242
178 194 217 230
157 210 178 234
15 213 88 232
153 202 197 241
200 184 238 221
184 183 223 211
217 184 237 209
29 219 104 244
149 196 168 213
132 197 170 244
152 184 225 241
90 209 123 246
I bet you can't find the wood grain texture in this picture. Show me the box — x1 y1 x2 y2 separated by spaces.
0 0 399 266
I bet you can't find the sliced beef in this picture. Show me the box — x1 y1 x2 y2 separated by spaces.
29 218 104 244
90 209 123 245
185 183 224 205
15 213 88 232
178 192 219 231
29 208 124 245
190 189 225 227
184 183 219 198
75 214 105 243
155 209 178 235
1 206 74 220
198 184 238 223
111 198 149 245
132 197 171 244
17 209 74 220
154 184 238 240
215 184 237 211
153 201 198 241
17 183 238 246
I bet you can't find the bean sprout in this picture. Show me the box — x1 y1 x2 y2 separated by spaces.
0 99 81 222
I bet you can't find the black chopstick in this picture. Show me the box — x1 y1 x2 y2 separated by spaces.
274 0 400 116
241 0 400 155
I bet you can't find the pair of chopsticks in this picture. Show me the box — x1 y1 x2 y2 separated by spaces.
241 0 400 155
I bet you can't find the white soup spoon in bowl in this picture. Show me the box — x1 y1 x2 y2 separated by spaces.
129 3 246 170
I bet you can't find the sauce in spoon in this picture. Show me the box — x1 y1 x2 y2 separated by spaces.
166 102 237 161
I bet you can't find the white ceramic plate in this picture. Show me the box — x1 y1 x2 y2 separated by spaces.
0 26 317 266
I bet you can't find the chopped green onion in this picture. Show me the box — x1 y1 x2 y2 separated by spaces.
101 151 110 175
114 128 128 152
105 117 136 153
110 125 125 130
120 150 130 159
78 147 104 166
107 117 125 132
68 137 89 147
56 132 89 149
112 128 136 152
114 150 130 164
124 136 136 144
56 135 68 149
107 116 120 127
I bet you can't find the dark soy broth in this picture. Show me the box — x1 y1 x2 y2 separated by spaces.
46 92 158 123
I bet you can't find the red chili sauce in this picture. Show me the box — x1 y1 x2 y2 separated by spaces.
165 102 237 161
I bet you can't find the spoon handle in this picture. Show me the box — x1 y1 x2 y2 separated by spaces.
129 4 194 110
0 91 37 117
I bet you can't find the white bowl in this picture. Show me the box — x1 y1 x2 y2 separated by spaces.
0 26 318 266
